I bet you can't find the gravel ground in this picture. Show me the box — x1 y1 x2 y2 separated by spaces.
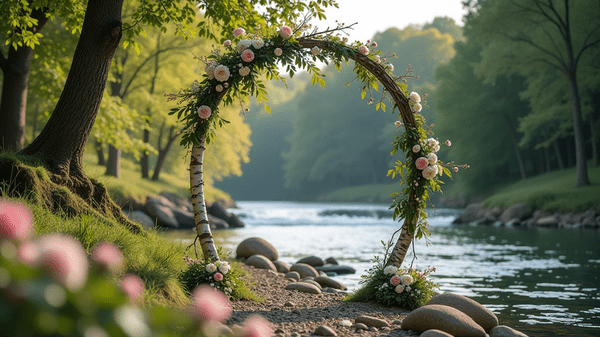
228 265 417 337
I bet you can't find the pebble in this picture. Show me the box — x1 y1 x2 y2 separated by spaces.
338 320 352 327
355 315 391 328
313 325 337 336
354 323 368 330
284 301 295 307
368 326 378 332
392 319 403 325
291 333 301 337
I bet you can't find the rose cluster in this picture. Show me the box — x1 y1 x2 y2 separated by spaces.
374 264 438 309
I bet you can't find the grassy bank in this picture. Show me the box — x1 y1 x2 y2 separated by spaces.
318 183 397 203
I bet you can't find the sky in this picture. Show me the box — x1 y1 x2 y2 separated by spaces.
316 0 468 42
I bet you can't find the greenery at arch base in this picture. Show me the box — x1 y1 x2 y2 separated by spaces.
171 23 468 310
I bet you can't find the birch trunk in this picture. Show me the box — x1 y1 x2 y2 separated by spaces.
190 137 220 261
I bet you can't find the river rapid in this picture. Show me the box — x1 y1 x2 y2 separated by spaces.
173 201 600 336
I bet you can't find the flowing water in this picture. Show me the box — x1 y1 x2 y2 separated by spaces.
172 201 600 336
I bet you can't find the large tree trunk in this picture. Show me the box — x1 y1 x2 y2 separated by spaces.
151 125 178 181
105 144 121 178
20 0 123 199
190 138 220 261
566 70 590 186
141 126 150 178
502 114 526 179
0 9 48 152
553 139 565 170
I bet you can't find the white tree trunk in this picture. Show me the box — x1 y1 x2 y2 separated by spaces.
190 138 220 261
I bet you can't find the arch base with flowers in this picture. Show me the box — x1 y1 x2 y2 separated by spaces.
170 24 468 308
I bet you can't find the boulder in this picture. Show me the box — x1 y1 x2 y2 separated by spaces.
353 323 368 330
401 304 486 337
301 280 322 290
208 201 245 228
172 208 195 229
324 257 339 265
355 316 390 328
159 192 191 210
145 195 178 228
421 330 454 337
273 260 290 273
426 293 498 332
536 215 559 227
297 255 325 267
115 196 144 212
315 265 356 275
285 282 321 294
245 254 277 272
236 237 278 261
290 263 319 278
208 214 229 230
454 203 484 224
489 325 529 337
500 203 532 224
314 276 347 290
284 271 301 281
126 211 155 228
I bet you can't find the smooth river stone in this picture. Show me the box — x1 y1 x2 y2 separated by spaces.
273 260 290 273
313 325 337 336
426 292 499 332
354 315 390 328
314 276 347 290
421 329 454 337
285 282 322 294
290 263 319 278
245 254 277 271
236 237 279 261
401 304 486 337
489 325 529 337
297 255 325 267
284 271 301 281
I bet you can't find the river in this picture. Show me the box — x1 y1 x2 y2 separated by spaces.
173 201 600 336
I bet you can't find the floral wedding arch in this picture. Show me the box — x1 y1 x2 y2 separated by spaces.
169 24 466 271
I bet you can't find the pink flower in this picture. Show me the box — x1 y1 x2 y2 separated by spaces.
192 285 231 323
121 274 144 301
279 26 293 39
395 285 404 293
224 39 232 47
205 62 216 80
92 242 123 274
427 153 438 165
415 157 429 170
412 145 421 153
0 200 33 242
445 140 451 146
233 27 246 38
240 315 273 337
17 241 39 265
241 49 255 63
214 65 230 82
369 41 378 49
36 234 89 291
274 48 283 56
358 45 369 55
422 165 438 180
197 105 212 119
375 55 381 63
387 63 394 72
453 167 459 173
311 46 320 55
390 275 401 286
214 272 224 282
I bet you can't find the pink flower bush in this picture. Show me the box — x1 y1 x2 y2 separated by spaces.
192 285 231 323
214 272 224 282
390 275 401 286
279 26 293 39
358 45 369 55
17 241 38 265
240 315 273 337
233 27 246 38
36 234 89 291
274 48 283 56
121 274 144 301
241 49 255 62
422 165 438 180
0 199 33 242
92 242 123 274
412 144 421 153
415 157 429 170
197 105 212 119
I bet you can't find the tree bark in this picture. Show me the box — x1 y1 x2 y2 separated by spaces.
566 69 590 186
105 144 121 178
141 126 150 178
95 138 106 166
20 0 124 199
151 125 178 181
501 113 526 179
0 9 48 152
553 139 565 170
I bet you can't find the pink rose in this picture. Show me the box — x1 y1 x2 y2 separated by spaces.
214 272 224 282
387 63 394 72
409 92 421 103
369 41 378 49
192 285 231 323
197 105 212 119
453 166 459 173
279 26 293 39
93 242 123 274
36 234 89 291
358 45 369 55
445 140 451 146
412 145 421 153
415 157 429 170
121 274 144 301
390 275 401 286
233 27 246 38
274 48 283 56
241 49 255 63
240 315 273 337
17 241 39 265
223 39 232 47
0 200 33 242
422 165 438 180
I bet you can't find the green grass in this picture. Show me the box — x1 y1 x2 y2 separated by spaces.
481 164 600 212
318 183 398 203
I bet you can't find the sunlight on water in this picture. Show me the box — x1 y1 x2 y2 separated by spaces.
171 201 600 336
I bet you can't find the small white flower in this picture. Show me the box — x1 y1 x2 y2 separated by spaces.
311 46 320 55
395 121 401 127
206 263 217 273
274 48 283 56
412 103 422 113
383 265 398 275
215 84 223 92
239 66 251 76
223 40 232 47
409 92 421 103
251 39 264 49
412 144 421 153
395 285 404 293
236 39 251 52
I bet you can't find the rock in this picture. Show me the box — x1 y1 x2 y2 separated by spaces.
353 323 368 330
301 280 322 290
338 320 352 327
368 327 378 332
325 257 339 265
284 301 295 307
421 329 454 337
126 211 155 228
536 215 559 227
116 196 144 212
285 282 321 294
401 304 486 337
273 260 290 273
145 195 178 228
454 203 484 224
245 254 277 271
284 271 301 281
391 320 402 325
236 237 278 261
500 203 532 224
159 192 191 210
355 315 390 328
172 208 195 229
489 325 529 337
207 201 245 228
290 263 319 278
297 255 325 267
208 214 229 230
314 276 347 290
315 265 356 275
313 326 337 336
426 293 498 332
290 333 301 337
